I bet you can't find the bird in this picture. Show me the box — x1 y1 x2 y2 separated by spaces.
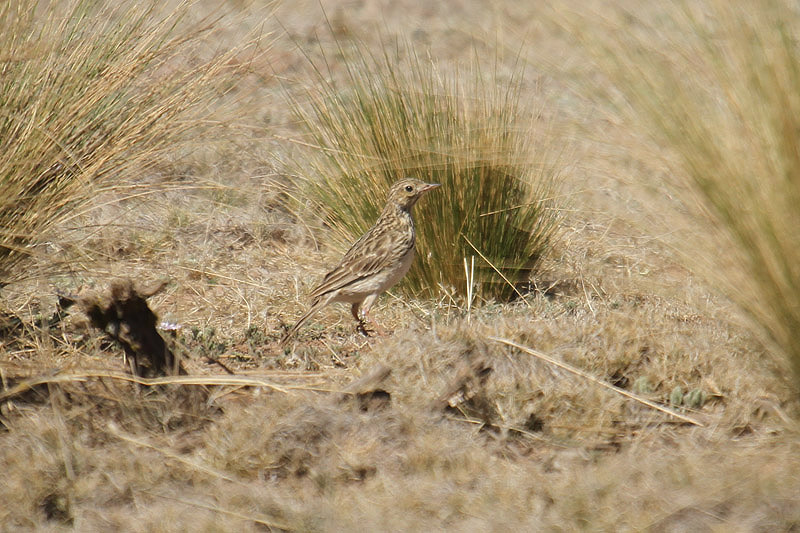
280 178 440 346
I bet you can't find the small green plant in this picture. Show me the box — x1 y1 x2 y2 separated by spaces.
670 386 683 407
289 38 562 301
186 326 227 357
632 376 653 395
684 388 707 409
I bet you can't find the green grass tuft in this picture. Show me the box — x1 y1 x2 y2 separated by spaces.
289 38 563 301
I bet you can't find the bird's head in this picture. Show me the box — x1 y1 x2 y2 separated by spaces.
387 178 440 211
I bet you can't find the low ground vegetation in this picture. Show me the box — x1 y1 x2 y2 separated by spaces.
2 0 799 530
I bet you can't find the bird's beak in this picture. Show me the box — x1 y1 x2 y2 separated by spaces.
421 183 441 193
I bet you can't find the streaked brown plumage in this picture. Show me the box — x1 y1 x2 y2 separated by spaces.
281 178 440 345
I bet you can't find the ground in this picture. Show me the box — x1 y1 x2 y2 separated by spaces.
1 0 799 531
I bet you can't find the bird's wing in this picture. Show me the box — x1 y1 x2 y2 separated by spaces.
308 219 412 300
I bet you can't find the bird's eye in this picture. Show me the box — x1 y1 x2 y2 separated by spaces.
404 185 414 192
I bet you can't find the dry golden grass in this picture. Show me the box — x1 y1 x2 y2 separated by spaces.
0 0 262 288
554 0 800 384
2 0 800 531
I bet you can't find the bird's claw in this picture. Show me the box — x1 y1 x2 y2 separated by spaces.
356 319 374 337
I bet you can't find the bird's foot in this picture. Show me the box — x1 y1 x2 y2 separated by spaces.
356 319 391 337
356 319 374 337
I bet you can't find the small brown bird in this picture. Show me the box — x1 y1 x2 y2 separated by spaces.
281 178 440 345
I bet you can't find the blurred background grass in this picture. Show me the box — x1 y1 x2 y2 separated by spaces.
561 0 800 384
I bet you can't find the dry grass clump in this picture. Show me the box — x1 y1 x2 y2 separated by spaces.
0 0 246 287
288 37 562 301
563 0 800 386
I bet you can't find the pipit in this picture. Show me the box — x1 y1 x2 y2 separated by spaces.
281 178 440 345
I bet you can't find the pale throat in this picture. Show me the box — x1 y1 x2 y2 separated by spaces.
384 202 416 243
397 204 414 228
383 201 414 220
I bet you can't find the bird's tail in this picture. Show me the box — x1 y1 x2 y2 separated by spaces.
279 298 325 347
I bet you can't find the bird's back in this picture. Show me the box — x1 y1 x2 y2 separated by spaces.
309 207 415 302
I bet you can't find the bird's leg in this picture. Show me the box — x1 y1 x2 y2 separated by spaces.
351 302 372 336
354 294 389 337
